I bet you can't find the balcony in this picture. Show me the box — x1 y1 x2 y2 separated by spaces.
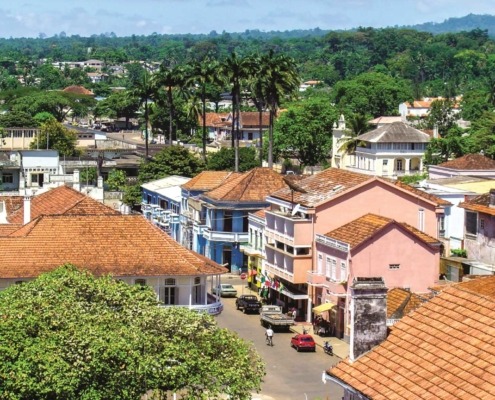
203 229 249 243
306 271 326 286
161 298 224 316
239 244 263 256
356 146 425 155
193 223 207 235
170 213 180 224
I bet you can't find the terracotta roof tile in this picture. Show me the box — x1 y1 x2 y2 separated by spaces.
459 191 495 217
203 168 288 203
181 171 237 191
239 112 269 127
392 180 451 206
7 186 119 224
252 208 267 219
62 85 94 96
270 168 371 207
0 224 23 236
323 213 440 249
437 154 495 170
0 196 23 216
0 215 227 278
387 288 427 319
329 276 495 399
198 112 230 127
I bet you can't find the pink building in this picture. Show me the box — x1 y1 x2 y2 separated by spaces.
262 168 449 323
314 214 441 340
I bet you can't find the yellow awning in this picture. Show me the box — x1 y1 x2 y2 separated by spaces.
312 302 335 314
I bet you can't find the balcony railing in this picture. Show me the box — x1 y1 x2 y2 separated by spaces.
160 299 224 316
306 271 326 286
264 260 294 281
356 146 425 154
203 229 249 243
265 227 295 245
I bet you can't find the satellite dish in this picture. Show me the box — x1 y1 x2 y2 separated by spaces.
291 203 301 216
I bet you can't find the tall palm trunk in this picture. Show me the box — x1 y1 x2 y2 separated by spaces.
258 107 263 166
144 99 149 159
167 86 174 145
268 109 275 168
201 86 207 162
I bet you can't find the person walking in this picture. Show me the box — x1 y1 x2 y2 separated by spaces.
265 325 274 346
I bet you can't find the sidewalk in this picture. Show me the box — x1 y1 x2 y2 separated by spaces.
290 322 349 360
230 281 349 360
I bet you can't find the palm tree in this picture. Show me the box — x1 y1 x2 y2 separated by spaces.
221 52 255 172
154 64 187 146
128 66 156 159
247 53 268 166
258 51 300 168
184 58 222 162
338 113 369 155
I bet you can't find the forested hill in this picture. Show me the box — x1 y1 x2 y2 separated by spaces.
404 14 495 36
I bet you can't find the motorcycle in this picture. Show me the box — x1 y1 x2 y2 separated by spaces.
323 341 333 356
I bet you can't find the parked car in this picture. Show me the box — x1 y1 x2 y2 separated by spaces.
290 334 316 352
214 284 237 298
235 295 262 313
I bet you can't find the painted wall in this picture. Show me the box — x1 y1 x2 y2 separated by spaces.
464 213 495 266
315 181 441 238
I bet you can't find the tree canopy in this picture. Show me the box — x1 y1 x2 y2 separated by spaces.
30 120 79 156
273 97 338 167
138 145 205 183
206 147 259 172
0 265 265 400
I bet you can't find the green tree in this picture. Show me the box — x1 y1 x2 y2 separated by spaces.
106 169 127 191
138 145 205 183
123 183 143 207
30 120 79 156
206 147 259 172
185 58 222 162
338 113 370 155
273 97 338 168
331 72 412 117
33 112 56 125
128 65 155 159
80 167 98 185
0 110 37 128
0 265 265 400
258 51 300 168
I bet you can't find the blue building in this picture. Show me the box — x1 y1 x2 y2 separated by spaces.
180 171 236 252
141 175 191 242
199 168 288 273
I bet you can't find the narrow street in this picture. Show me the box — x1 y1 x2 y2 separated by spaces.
214 275 344 400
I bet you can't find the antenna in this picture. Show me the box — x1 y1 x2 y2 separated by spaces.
291 203 301 216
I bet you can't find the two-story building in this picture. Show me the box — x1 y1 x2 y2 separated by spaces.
459 189 495 274
180 171 238 252
200 168 288 273
261 168 449 322
343 122 430 178
315 213 441 340
141 176 191 242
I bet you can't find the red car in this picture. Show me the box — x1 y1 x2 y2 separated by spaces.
290 334 316 352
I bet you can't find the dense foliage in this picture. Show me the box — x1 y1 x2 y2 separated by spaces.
0 265 265 400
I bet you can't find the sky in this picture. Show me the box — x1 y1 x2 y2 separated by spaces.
0 0 494 39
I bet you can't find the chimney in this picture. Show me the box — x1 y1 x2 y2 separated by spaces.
73 169 81 192
349 277 388 362
490 188 495 208
23 195 31 225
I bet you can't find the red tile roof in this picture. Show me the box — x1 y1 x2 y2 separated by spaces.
329 276 495 399
270 168 450 208
437 154 495 170
7 186 119 224
239 112 269 127
459 191 495 217
0 196 23 217
198 112 230 127
387 288 427 319
181 171 237 191
323 213 440 250
203 168 288 202
0 215 227 278
62 85 94 96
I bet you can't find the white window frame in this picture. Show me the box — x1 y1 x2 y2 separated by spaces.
331 259 337 281
340 262 347 281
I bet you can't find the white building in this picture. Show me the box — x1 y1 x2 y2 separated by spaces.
337 122 430 178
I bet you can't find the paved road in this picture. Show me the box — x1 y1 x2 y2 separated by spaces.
215 276 344 400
